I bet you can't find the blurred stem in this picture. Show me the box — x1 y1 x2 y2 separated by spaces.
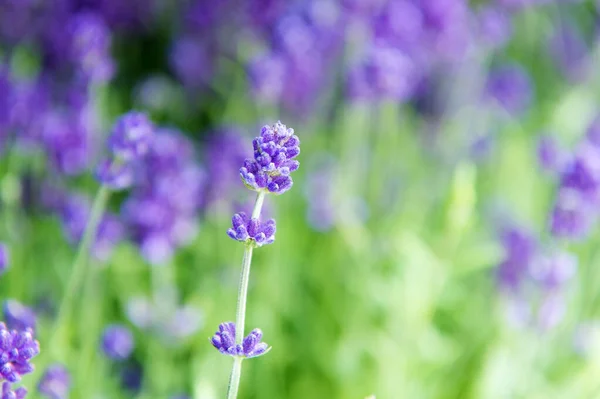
227 190 265 398
50 185 110 349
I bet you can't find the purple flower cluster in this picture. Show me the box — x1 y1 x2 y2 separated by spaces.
549 118 600 240
3 301 36 332
101 325 134 361
0 322 40 390
496 225 577 331
96 112 155 190
211 322 269 359
122 127 205 265
1 382 27 399
38 364 70 399
227 213 276 247
0 244 8 276
240 121 300 195
126 295 203 343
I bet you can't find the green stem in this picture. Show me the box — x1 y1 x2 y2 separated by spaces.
50 185 111 349
226 190 266 398
227 357 243 399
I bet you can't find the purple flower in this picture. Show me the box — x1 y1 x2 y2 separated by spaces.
211 322 270 359
0 244 8 276
1 382 27 399
68 12 114 83
548 20 588 81
0 323 40 383
227 213 276 247
486 63 533 116
239 121 300 195
3 301 36 332
41 111 90 176
169 37 212 89
549 188 596 240
95 160 135 190
529 251 577 290
496 226 537 291
38 364 70 399
477 6 512 48
108 112 154 161
101 325 134 361
537 135 567 173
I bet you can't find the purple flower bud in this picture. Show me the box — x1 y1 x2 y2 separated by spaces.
240 121 299 195
101 325 134 361
210 322 270 359
3 301 36 332
95 160 135 190
0 323 39 385
0 244 8 276
486 63 533 116
2 382 27 399
38 364 70 399
108 112 154 161
227 213 276 247
549 188 596 240
537 135 567 173
69 12 114 83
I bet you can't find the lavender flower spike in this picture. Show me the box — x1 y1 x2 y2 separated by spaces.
38 364 70 399
227 213 276 247
211 322 270 359
0 322 40 384
240 121 300 195
2 382 27 399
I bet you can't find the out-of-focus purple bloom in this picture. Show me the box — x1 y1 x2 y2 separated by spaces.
227 213 276 247
247 53 287 104
549 188 596 240
560 142 600 203
211 322 270 359
41 111 90 176
496 226 537 291
537 293 566 332
486 63 533 115
529 251 577 290
122 127 204 265
38 364 70 399
68 12 114 83
548 21 588 81
477 6 512 48
240 121 300 195
0 244 8 276
204 128 248 207
164 305 204 341
1 382 27 399
95 160 135 190
537 135 567 173
108 112 154 161
101 325 134 361
3 301 36 332
169 37 212 89
57 193 125 262
0 322 40 383
348 45 419 102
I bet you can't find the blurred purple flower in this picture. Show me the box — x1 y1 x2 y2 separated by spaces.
3 301 36 332
549 188 596 240
101 324 134 361
477 6 512 48
1 382 27 399
108 112 154 161
486 63 533 115
41 111 90 176
0 244 8 276
169 37 212 89
38 364 70 399
529 251 577 290
537 135 567 173
548 21 588 81
496 226 537 291
68 12 114 83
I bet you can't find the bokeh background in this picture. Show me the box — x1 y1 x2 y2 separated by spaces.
2 0 600 398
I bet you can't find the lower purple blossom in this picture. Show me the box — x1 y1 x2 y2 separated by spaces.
1 382 27 399
0 244 8 276
227 213 276 247
0 323 40 384
101 325 134 361
38 364 70 399
95 160 135 190
211 322 269 359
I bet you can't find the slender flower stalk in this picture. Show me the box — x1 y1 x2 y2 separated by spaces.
211 121 300 399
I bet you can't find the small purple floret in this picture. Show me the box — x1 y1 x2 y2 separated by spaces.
240 121 300 195
3 301 36 332
0 323 40 384
95 159 135 190
108 112 154 161
38 364 70 399
227 212 276 247
211 322 269 359
2 381 27 399
101 325 134 361
0 244 8 276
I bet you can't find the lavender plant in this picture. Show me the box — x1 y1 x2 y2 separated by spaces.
211 121 300 398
